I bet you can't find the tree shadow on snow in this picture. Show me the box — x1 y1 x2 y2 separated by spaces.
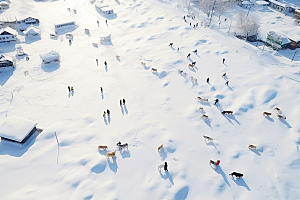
231 177 250 191
107 157 118 173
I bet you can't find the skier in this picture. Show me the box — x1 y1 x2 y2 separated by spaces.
26 56 29 61
207 77 209 83
97 20 99 26
183 16 185 20
123 98 126 105
193 24 195 28
107 109 110 115
187 53 191 58
223 58 225 63
103 111 106 117
68 86 70 92
105 19 107 25
196 23 198 27
214 99 219 105
225 81 229 86
120 99 122 106
164 162 168 171
71 86 74 91
96 59 98 63
222 73 226 78
169 43 173 47
177 47 179 51
190 22 191 27
69 39 71 44
193 49 197 54
100 87 103 93
104 61 107 67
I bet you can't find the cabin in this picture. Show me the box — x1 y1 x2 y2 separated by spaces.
0 116 38 144
0 55 13 67
294 10 300 19
255 1 269 8
17 17 39 25
268 0 287 12
0 1 9 9
24 25 40 37
239 1 254 9
0 27 16 43
54 21 75 29
94 2 114 15
266 31 299 50
40 51 60 64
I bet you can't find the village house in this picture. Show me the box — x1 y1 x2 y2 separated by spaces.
0 116 39 144
17 17 39 25
266 31 300 50
0 55 14 67
0 27 16 43
94 2 114 16
24 25 41 37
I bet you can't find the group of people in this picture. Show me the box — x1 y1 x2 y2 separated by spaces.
67 86 74 92
120 98 126 106
103 109 110 117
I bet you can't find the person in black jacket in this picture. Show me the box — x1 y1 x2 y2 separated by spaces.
164 162 168 171
123 98 126 105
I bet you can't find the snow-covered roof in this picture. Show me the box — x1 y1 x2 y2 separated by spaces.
0 2 8 6
0 116 37 143
242 1 254 5
0 55 12 62
269 0 286 7
40 51 59 62
94 1 108 8
24 25 40 35
256 1 269 5
0 27 16 35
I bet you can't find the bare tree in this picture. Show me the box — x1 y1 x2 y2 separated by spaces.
236 12 259 36
199 0 215 17
215 0 237 21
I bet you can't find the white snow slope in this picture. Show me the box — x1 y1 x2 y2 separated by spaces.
0 0 300 199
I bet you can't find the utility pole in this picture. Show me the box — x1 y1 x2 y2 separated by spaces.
291 50 298 62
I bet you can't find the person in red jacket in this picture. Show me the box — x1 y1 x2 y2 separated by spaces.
210 159 220 168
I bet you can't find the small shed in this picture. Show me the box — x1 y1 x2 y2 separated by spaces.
0 55 14 67
255 1 269 8
40 51 60 64
268 0 287 12
24 25 40 37
0 116 38 144
240 1 254 9
294 10 300 19
95 2 114 15
54 21 75 29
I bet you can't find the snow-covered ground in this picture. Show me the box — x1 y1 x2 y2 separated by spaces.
0 0 300 199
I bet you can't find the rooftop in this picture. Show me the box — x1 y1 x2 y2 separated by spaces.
0 116 37 143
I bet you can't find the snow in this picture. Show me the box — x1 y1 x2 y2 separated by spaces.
0 116 37 142
0 0 300 199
